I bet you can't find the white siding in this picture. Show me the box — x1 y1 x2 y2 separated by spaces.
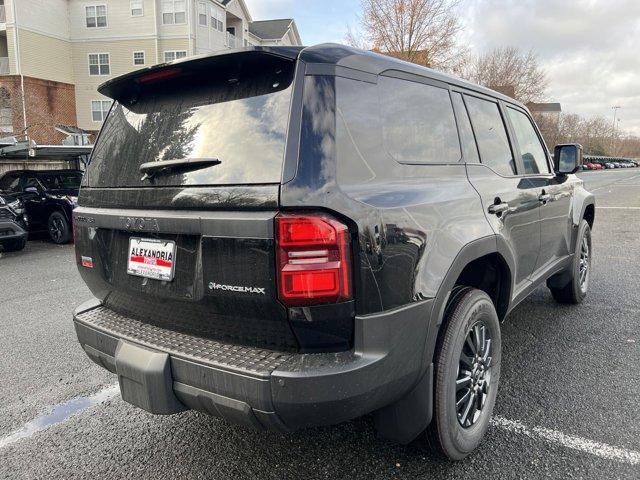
69 0 157 40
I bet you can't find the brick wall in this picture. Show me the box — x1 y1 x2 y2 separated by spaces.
0 75 78 145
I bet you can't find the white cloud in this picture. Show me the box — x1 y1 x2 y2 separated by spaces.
463 0 640 134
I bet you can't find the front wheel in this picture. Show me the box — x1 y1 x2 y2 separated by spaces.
547 220 591 304
48 212 71 244
426 287 502 460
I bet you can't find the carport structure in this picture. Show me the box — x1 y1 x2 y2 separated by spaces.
0 140 92 175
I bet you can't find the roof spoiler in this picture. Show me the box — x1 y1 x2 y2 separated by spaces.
98 46 304 102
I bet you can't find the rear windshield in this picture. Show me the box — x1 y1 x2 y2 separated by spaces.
87 54 295 187
39 171 83 191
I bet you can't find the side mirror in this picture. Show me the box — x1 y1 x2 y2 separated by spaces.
24 186 39 194
553 143 583 175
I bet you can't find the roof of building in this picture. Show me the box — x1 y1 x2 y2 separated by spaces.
55 124 91 135
0 143 92 160
248 19 294 40
527 102 562 113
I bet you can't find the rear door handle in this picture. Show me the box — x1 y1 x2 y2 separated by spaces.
488 202 509 215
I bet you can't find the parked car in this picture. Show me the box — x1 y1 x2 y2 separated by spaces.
584 162 597 170
604 162 615 169
593 163 603 170
71 45 595 460
0 169 82 244
0 192 28 251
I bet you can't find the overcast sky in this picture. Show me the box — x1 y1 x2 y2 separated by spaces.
245 0 640 135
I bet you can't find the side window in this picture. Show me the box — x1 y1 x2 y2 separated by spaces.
451 92 479 163
507 107 550 175
465 95 515 176
22 176 41 190
379 76 461 164
0 173 20 192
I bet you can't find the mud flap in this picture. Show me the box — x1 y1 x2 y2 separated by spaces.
373 364 433 444
115 340 187 415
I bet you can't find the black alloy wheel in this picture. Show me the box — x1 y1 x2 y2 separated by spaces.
456 321 493 428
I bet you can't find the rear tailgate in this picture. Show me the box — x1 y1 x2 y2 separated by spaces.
75 49 300 350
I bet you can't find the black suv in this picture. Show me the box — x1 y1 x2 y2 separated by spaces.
0 191 28 251
72 45 595 459
0 169 82 244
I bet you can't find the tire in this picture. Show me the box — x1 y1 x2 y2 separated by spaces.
1 237 27 252
48 212 71 244
548 220 591 304
426 287 502 460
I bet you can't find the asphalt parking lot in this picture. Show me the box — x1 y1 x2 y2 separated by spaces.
0 169 638 479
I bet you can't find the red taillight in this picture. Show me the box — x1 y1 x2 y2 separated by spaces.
276 213 352 307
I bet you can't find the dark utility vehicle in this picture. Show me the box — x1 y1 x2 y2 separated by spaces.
0 192 28 251
72 45 595 459
0 169 82 244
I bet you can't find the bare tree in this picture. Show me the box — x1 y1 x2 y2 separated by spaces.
346 0 466 71
530 110 640 157
463 47 547 103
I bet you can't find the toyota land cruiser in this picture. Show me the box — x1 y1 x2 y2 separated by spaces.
72 44 595 459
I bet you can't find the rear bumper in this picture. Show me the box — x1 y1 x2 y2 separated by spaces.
0 220 27 242
73 297 434 431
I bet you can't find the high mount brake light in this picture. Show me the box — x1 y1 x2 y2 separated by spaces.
276 213 352 307
137 68 182 85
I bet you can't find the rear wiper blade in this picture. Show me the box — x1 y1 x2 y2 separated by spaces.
139 158 221 181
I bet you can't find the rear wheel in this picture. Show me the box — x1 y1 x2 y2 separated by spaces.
548 220 591 304
48 212 71 244
426 287 501 460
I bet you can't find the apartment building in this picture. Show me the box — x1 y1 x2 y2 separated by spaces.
0 0 301 144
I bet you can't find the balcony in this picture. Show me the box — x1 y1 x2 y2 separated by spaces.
0 57 8 74
226 31 238 49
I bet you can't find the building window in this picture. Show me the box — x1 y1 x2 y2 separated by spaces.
89 53 110 75
164 51 187 62
86 5 107 28
133 51 145 66
91 100 112 122
130 0 143 16
198 2 207 26
161 0 186 25
210 6 223 32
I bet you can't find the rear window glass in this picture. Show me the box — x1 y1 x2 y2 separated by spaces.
87 56 294 187
39 172 83 190
379 76 461 164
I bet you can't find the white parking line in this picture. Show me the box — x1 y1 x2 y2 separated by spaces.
0 385 120 450
597 206 640 210
492 416 640 466
2 386 639 468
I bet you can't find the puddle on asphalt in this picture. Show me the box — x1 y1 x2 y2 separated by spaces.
0 385 119 449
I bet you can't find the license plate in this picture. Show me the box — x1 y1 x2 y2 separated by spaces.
127 238 176 281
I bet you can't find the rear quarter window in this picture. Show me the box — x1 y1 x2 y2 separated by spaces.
379 75 461 164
